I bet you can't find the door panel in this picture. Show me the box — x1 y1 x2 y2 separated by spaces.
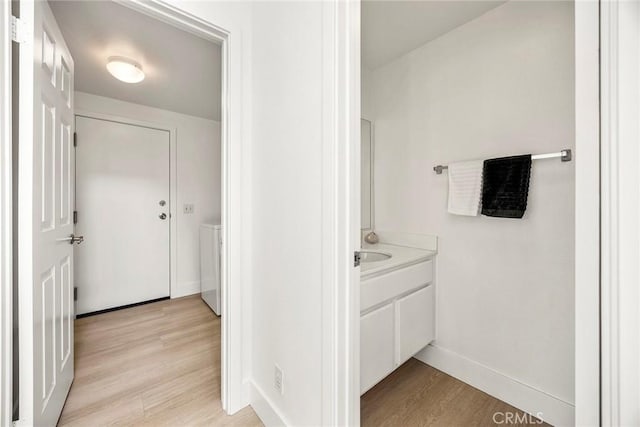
60 118 72 226
41 97 55 231
19 1 75 424
60 255 72 367
75 117 170 315
40 266 56 406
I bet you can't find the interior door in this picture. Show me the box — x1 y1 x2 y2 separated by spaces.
18 1 75 425
74 116 170 315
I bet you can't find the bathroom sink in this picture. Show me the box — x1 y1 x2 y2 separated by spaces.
360 251 392 263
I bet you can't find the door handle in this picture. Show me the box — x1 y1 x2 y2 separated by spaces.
159 213 167 220
58 234 84 245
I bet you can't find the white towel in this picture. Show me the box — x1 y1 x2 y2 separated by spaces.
447 160 483 216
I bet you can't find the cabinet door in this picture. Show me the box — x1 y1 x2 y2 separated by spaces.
396 285 435 364
360 303 395 394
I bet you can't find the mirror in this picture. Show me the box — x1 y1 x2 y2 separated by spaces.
361 118 373 230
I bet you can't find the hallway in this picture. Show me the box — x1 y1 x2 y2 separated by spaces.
58 296 261 426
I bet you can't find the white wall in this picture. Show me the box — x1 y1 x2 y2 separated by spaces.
249 2 325 425
366 1 575 422
75 92 221 297
162 2 352 424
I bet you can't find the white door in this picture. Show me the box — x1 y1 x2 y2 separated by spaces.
18 1 75 425
74 116 170 315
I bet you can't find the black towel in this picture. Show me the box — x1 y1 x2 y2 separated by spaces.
481 155 532 219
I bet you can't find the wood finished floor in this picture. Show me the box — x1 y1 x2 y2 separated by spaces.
361 358 549 427
58 295 261 427
60 295 546 427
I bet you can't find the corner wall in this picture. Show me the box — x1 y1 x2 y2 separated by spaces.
365 2 575 424
249 2 325 425
74 92 221 298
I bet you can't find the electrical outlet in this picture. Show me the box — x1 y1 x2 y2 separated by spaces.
183 203 195 214
274 365 283 395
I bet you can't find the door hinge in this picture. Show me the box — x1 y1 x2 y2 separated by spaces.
73 210 78 224
73 287 78 302
11 16 28 44
73 132 77 147
354 251 361 267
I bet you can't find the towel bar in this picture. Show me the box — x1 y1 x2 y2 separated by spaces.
433 149 572 174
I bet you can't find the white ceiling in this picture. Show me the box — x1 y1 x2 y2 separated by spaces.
362 0 505 70
49 1 221 121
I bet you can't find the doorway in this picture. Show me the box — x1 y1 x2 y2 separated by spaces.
12 0 246 424
357 1 596 426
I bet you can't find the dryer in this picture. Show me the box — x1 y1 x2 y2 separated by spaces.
200 224 221 315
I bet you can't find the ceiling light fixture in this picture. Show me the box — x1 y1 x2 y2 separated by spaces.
106 56 145 83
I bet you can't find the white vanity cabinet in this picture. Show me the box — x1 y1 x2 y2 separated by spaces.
360 259 435 395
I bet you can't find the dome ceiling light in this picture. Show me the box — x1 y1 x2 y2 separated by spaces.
106 56 145 83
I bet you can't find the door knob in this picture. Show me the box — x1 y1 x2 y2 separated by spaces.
58 234 84 245
159 213 167 220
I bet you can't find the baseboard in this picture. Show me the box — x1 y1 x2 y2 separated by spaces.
76 296 169 318
249 381 289 426
225 380 252 415
415 344 575 426
171 280 200 299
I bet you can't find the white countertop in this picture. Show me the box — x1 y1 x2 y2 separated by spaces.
360 243 436 279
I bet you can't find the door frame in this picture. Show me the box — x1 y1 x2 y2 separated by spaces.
1 0 14 425
599 1 640 425
574 1 601 425
73 111 177 304
322 0 361 424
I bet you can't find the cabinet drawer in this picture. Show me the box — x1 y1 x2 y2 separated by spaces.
360 303 395 394
361 260 433 312
396 285 435 364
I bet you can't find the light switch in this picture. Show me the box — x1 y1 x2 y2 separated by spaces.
183 203 195 214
